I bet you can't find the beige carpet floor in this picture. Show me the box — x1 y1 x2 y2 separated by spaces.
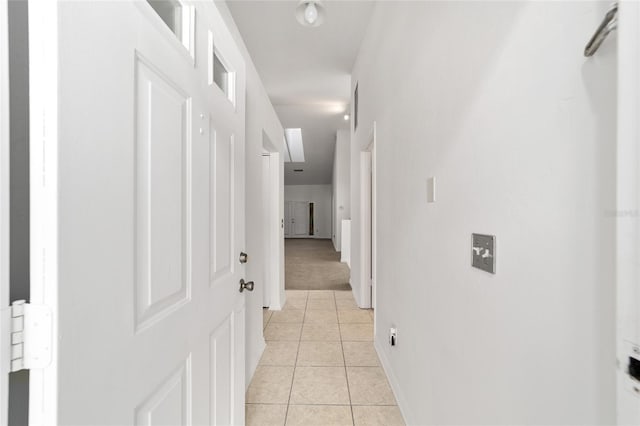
285 239 351 291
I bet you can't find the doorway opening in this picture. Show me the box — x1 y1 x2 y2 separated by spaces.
283 184 349 291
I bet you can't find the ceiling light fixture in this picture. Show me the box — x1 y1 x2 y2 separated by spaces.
304 3 318 24
296 1 325 27
344 114 350 121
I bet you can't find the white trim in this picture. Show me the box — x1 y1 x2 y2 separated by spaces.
263 152 284 311
28 0 59 424
358 122 376 309
341 220 351 267
374 338 411 426
261 153 271 308
256 152 283 310
370 123 377 312
359 153 371 308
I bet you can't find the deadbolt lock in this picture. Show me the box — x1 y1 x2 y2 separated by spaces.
239 252 248 264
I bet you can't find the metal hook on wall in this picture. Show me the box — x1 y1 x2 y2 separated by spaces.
584 3 618 57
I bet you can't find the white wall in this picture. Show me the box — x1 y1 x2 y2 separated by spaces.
332 129 350 251
284 185 332 239
350 2 616 424
340 220 351 267
217 2 285 391
615 3 640 423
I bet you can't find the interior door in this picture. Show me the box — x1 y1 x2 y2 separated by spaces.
28 1 247 424
293 201 309 236
284 201 292 237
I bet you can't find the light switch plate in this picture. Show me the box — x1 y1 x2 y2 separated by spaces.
472 233 496 274
427 177 436 203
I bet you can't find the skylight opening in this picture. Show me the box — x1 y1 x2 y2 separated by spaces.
284 128 305 163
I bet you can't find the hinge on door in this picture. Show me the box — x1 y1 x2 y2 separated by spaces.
10 300 53 372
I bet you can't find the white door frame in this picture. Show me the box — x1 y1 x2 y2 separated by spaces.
28 0 58 422
616 2 640 423
261 152 270 308
284 201 292 237
0 0 10 422
262 150 284 310
268 153 284 309
370 128 377 312
359 122 376 309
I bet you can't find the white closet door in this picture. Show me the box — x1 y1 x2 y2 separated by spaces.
293 202 309 236
27 1 248 424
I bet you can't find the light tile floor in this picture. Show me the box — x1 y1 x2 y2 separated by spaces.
247 290 405 426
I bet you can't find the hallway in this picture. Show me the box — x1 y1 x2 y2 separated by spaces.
247 290 403 426
2 1 636 424
285 239 351 291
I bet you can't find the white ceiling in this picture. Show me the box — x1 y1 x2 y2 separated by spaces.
227 0 375 185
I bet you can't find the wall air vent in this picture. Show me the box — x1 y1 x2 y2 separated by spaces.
293 169 304 172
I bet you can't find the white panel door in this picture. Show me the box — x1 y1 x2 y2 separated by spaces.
293 201 309 236
284 201 292 237
27 1 247 424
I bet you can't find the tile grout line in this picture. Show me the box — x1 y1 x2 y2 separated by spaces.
335 291 356 426
263 308 273 331
246 402 398 406
254 291 380 425
283 293 307 425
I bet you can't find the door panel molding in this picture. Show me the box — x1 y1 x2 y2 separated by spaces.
210 127 236 284
134 53 193 332
209 315 233 425
135 356 193 426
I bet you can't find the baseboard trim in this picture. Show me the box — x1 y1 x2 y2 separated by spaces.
271 293 286 311
284 236 332 239
374 337 414 425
